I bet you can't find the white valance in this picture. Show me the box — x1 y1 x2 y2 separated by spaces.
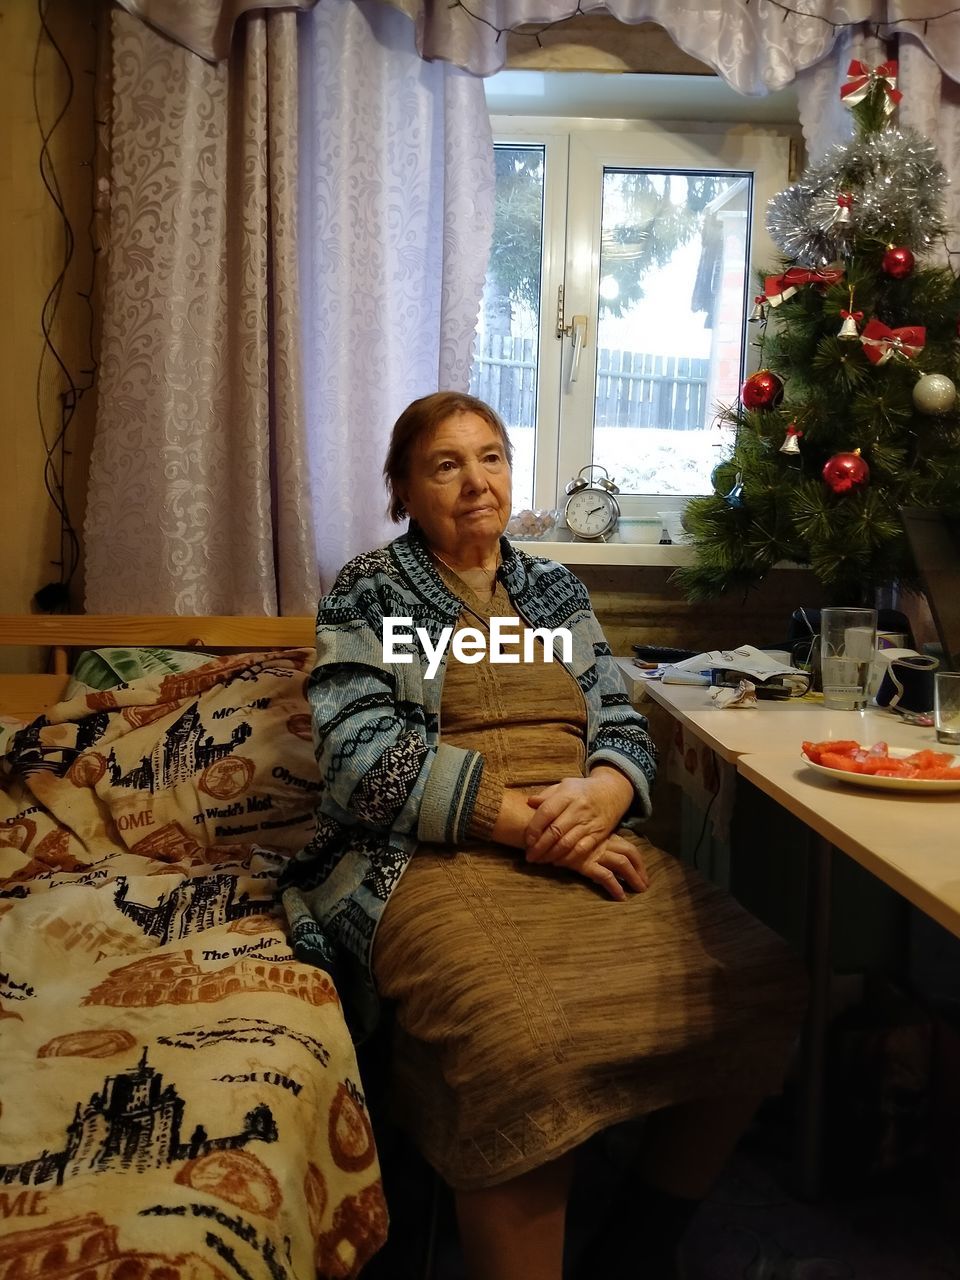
411 0 960 88
404 0 877 90
114 0 960 92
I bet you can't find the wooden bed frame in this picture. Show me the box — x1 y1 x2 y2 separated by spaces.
0 615 315 721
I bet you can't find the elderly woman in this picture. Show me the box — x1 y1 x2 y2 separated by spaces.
281 391 806 1280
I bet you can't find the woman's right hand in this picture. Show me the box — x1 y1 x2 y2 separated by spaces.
555 832 650 901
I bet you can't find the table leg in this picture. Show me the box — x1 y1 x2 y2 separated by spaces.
795 833 833 1200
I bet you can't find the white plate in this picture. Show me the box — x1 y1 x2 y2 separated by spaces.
801 745 960 792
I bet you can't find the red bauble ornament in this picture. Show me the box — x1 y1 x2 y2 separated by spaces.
881 246 915 279
741 369 784 410
822 449 870 495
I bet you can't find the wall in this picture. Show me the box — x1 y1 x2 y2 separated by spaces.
582 564 824 658
0 1 98 659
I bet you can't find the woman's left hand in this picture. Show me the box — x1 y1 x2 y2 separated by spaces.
523 767 634 864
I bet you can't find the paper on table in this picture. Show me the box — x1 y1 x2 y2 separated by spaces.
663 644 810 694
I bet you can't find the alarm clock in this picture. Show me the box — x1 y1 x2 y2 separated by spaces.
563 464 621 541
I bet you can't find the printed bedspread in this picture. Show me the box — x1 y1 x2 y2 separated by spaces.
0 649 387 1279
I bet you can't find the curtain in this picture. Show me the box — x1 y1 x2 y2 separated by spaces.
85 6 317 614
88 1 493 609
898 35 960 267
297 0 494 586
113 0 318 61
403 0 878 86
112 0 960 91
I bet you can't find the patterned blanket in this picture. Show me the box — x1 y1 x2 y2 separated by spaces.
0 650 387 1279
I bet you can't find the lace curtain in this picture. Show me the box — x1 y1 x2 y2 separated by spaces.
898 35 960 266
85 6 317 614
87 0 493 608
297 1 494 585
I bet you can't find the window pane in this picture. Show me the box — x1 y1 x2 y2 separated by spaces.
592 170 750 497
469 145 544 511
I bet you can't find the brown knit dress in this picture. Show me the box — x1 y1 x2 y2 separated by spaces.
372 568 807 1190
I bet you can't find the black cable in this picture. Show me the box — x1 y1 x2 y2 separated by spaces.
691 782 720 872
32 0 99 607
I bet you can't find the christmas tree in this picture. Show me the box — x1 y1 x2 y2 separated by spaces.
676 62 960 606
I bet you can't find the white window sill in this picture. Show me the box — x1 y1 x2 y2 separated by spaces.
510 538 695 567
510 533 808 570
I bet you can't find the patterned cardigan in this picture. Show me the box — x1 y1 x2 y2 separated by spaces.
279 528 658 1039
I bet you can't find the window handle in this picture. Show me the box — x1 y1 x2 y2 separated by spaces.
568 314 587 385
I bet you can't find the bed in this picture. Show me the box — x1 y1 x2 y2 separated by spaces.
0 616 388 1280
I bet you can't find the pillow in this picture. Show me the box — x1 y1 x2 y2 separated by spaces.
66 646 218 697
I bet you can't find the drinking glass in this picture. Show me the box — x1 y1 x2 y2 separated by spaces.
820 607 877 710
934 671 960 745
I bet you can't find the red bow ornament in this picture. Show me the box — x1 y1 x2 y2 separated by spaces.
859 318 925 365
840 60 903 115
763 266 845 307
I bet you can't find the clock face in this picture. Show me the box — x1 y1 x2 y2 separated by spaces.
564 487 619 539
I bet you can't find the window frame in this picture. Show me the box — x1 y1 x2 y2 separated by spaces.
487 114 796 534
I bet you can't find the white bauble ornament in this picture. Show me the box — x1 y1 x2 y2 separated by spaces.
912 373 958 415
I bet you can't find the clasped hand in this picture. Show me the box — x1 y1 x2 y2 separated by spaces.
523 771 648 901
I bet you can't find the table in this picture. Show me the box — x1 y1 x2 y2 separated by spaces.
737 749 960 1197
736 754 960 939
635 672 936 764
632 671 960 1198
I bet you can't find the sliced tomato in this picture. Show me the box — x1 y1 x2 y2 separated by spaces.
802 739 862 764
820 751 863 773
858 756 908 775
904 749 959 770
804 738 960 781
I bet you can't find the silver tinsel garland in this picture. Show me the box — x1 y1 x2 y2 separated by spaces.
766 127 947 268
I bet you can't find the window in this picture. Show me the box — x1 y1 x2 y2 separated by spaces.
470 116 793 531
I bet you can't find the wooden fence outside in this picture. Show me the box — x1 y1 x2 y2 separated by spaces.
470 334 709 430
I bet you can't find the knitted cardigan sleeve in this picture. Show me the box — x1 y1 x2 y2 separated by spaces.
556 571 659 822
308 556 486 846
585 626 659 821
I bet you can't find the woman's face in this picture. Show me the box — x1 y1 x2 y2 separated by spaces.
397 411 512 562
